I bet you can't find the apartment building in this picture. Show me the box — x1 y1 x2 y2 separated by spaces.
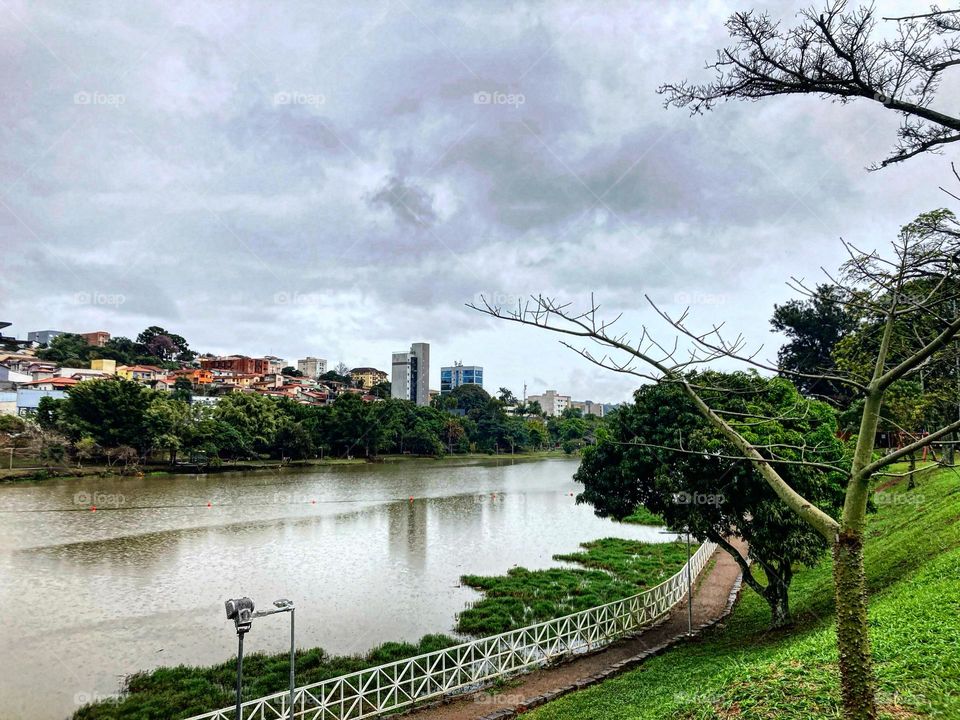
391 342 430 405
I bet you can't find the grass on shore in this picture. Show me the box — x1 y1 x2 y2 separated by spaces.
525 466 960 720
74 634 459 720
2 450 569 483
456 538 689 635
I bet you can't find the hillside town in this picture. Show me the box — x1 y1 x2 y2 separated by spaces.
0 322 608 418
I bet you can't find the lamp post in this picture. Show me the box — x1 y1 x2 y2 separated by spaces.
224 597 255 720
225 597 296 720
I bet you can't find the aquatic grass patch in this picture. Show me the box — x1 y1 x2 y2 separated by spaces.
525 468 960 720
73 634 459 720
622 505 666 526
456 539 689 636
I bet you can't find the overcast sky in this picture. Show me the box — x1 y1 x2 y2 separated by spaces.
1 0 954 402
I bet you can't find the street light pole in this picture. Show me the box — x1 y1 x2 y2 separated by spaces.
686 529 693 636
225 598 255 720
288 606 295 720
235 631 245 720
225 598 295 719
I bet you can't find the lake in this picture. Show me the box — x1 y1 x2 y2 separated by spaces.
0 456 669 720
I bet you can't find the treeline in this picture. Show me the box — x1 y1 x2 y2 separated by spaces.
35 326 194 367
33 379 604 465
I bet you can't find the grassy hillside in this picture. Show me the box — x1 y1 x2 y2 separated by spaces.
525 467 960 719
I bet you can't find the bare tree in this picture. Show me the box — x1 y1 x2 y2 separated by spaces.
470 208 960 720
659 2 960 169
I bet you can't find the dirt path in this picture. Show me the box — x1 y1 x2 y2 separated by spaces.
405 540 747 720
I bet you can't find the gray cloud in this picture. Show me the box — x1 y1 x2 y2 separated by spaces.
0 0 948 401
369 175 439 228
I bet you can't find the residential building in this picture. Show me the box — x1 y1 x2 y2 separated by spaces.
200 355 270 375
297 357 327 378
56 367 109 380
391 342 430 406
21 377 80 391
0 353 38 372
0 365 31 389
80 330 110 347
570 399 605 417
172 368 213 384
27 330 65 346
117 364 164 382
263 355 286 375
350 367 388 389
440 362 483 394
90 358 117 374
27 362 58 381
526 389 571 417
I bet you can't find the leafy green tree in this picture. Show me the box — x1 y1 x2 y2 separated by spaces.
172 377 193 403
274 420 314 460
577 372 846 628
449 384 492 415
36 334 93 365
770 284 858 406
74 436 101 467
525 419 549 449
145 395 192 464
497 387 518 405
212 393 279 454
53 378 155 452
281 366 303 377
136 326 194 362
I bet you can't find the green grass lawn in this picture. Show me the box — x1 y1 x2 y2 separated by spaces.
525 467 960 720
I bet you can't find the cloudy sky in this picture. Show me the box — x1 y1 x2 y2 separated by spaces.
1 0 954 402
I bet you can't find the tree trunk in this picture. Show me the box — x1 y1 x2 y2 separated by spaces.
833 532 877 720
763 568 793 629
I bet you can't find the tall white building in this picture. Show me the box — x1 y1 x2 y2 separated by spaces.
526 389 571 417
391 342 430 405
297 357 327 378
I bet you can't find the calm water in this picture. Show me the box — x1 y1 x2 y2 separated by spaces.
0 457 668 720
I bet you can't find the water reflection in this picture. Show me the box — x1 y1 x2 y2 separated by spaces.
0 458 669 720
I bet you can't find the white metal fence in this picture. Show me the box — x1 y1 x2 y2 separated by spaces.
185 541 717 720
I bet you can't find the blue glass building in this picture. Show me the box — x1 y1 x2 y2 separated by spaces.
440 363 483 394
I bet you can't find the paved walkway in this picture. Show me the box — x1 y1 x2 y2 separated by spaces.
404 539 747 720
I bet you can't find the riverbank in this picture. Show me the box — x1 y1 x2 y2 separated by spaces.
0 450 569 483
522 466 960 719
72 536 687 720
